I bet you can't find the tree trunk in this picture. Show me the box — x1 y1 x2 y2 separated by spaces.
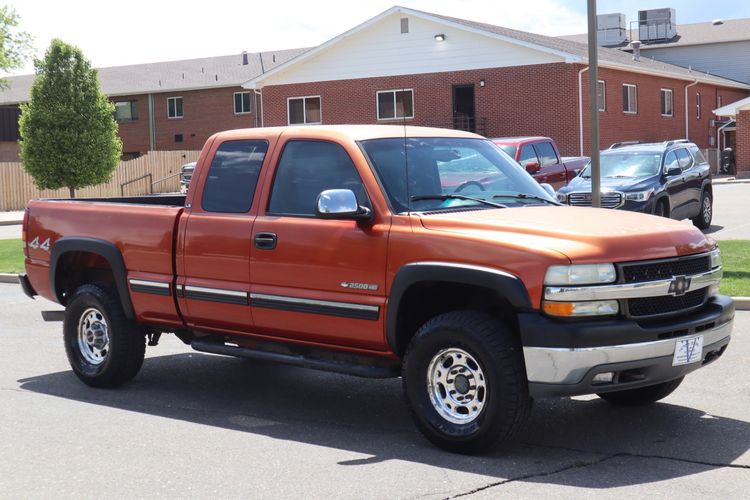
68 186 75 198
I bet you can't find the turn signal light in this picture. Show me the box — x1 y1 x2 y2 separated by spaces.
543 300 619 317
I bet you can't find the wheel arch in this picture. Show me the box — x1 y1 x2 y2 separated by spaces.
50 237 134 320
386 262 531 356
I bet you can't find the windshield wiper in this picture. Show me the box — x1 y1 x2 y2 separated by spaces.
410 194 508 209
492 193 561 205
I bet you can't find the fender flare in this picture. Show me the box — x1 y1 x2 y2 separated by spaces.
386 262 531 353
49 237 135 320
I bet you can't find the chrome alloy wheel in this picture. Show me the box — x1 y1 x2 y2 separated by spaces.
702 195 712 224
427 348 487 424
77 308 110 365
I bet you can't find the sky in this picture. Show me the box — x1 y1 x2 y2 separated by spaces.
6 0 750 76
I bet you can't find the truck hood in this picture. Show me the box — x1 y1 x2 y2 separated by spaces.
418 206 714 264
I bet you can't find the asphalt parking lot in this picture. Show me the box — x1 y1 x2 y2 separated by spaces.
0 283 747 499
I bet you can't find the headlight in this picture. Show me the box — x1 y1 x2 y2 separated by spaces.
625 189 654 202
544 264 616 285
543 300 619 317
709 248 721 269
556 192 567 203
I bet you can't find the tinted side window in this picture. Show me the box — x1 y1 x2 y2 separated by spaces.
533 142 559 166
518 145 538 167
664 151 679 172
689 146 707 164
201 140 268 213
675 149 693 170
268 140 368 216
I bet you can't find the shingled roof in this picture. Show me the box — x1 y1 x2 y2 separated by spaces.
0 47 310 105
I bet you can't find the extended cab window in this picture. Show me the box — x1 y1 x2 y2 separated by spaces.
268 140 369 216
201 140 269 213
533 142 559 166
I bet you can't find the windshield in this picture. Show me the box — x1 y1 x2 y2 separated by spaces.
360 137 554 213
580 152 662 179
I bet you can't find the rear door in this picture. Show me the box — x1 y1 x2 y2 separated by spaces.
532 141 567 188
249 137 390 351
663 149 688 218
177 138 272 334
675 148 699 217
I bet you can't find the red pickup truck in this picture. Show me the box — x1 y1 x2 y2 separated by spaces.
492 136 589 189
20 125 733 453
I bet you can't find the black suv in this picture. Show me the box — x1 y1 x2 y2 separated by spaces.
556 140 713 229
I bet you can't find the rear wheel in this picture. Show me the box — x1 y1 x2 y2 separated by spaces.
402 311 531 454
63 283 146 388
597 377 684 406
692 190 712 230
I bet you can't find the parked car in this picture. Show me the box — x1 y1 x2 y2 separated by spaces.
180 161 196 193
19 126 732 454
492 136 589 190
556 141 713 229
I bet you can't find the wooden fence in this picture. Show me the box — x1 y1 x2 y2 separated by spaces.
0 150 200 211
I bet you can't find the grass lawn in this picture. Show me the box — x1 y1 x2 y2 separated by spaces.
718 240 750 297
0 239 24 274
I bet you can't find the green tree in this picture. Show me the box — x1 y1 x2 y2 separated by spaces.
19 39 121 198
0 5 32 87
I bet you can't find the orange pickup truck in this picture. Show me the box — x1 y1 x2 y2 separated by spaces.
20 125 733 453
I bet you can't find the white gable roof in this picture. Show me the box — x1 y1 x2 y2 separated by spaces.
714 96 750 117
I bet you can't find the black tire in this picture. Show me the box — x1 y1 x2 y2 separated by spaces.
597 377 684 406
402 310 532 454
63 283 146 388
654 199 669 218
692 190 712 230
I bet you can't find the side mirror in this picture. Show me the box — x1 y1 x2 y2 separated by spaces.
540 183 556 198
316 189 373 222
666 166 682 177
524 161 541 174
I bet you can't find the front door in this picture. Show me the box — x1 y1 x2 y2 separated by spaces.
453 85 476 133
250 138 390 351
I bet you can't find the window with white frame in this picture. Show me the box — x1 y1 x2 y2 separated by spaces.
234 92 251 114
167 97 183 119
622 84 637 114
696 92 701 120
596 80 606 112
660 88 673 117
287 96 321 125
377 89 414 120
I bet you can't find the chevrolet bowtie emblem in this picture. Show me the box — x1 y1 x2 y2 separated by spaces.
668 275 691 296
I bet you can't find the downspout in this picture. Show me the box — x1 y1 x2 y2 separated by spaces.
578 66 589 156
716 119 732 174
147 93 155 151
684 79 698 140
254 89 264 128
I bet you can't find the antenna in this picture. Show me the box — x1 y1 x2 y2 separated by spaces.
402 86 411 213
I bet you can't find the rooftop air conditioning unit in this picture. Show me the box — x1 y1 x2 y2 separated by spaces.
597 13 627 46
638 8 677 42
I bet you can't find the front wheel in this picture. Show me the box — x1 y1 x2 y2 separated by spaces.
692 190 712 230
597 377 684 406
63 283 146 388
402 311 531 454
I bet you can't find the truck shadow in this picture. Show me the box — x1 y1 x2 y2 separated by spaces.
18 351 750 488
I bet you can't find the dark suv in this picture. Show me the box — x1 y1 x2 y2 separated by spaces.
556 141 713 229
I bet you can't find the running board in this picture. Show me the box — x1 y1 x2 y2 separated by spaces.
41 310 66 322
190 338 400 379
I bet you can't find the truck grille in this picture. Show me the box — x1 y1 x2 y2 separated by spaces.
620 255 711 283
568 192 622 208
627 289 707 318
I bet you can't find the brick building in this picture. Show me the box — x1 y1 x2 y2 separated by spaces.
0 48 307 160
245 6 749 157
714 96 750 176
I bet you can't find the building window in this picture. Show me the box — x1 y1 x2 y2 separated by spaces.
622 84 637 114
401 18 409 33
167 97 183 119
287 96 321 125
234 92 251 114
377 89 414 120
596 80 606 112
696 92 701 120
660 89 673 117
114 101 138 122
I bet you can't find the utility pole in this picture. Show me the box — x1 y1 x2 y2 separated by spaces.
587 0 601 208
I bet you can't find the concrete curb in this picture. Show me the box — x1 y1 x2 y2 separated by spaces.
0 273 19 283
0 220 22 227
713 178 750 185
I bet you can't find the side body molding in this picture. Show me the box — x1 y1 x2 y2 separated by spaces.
386 262 532 353
49 237 135 319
